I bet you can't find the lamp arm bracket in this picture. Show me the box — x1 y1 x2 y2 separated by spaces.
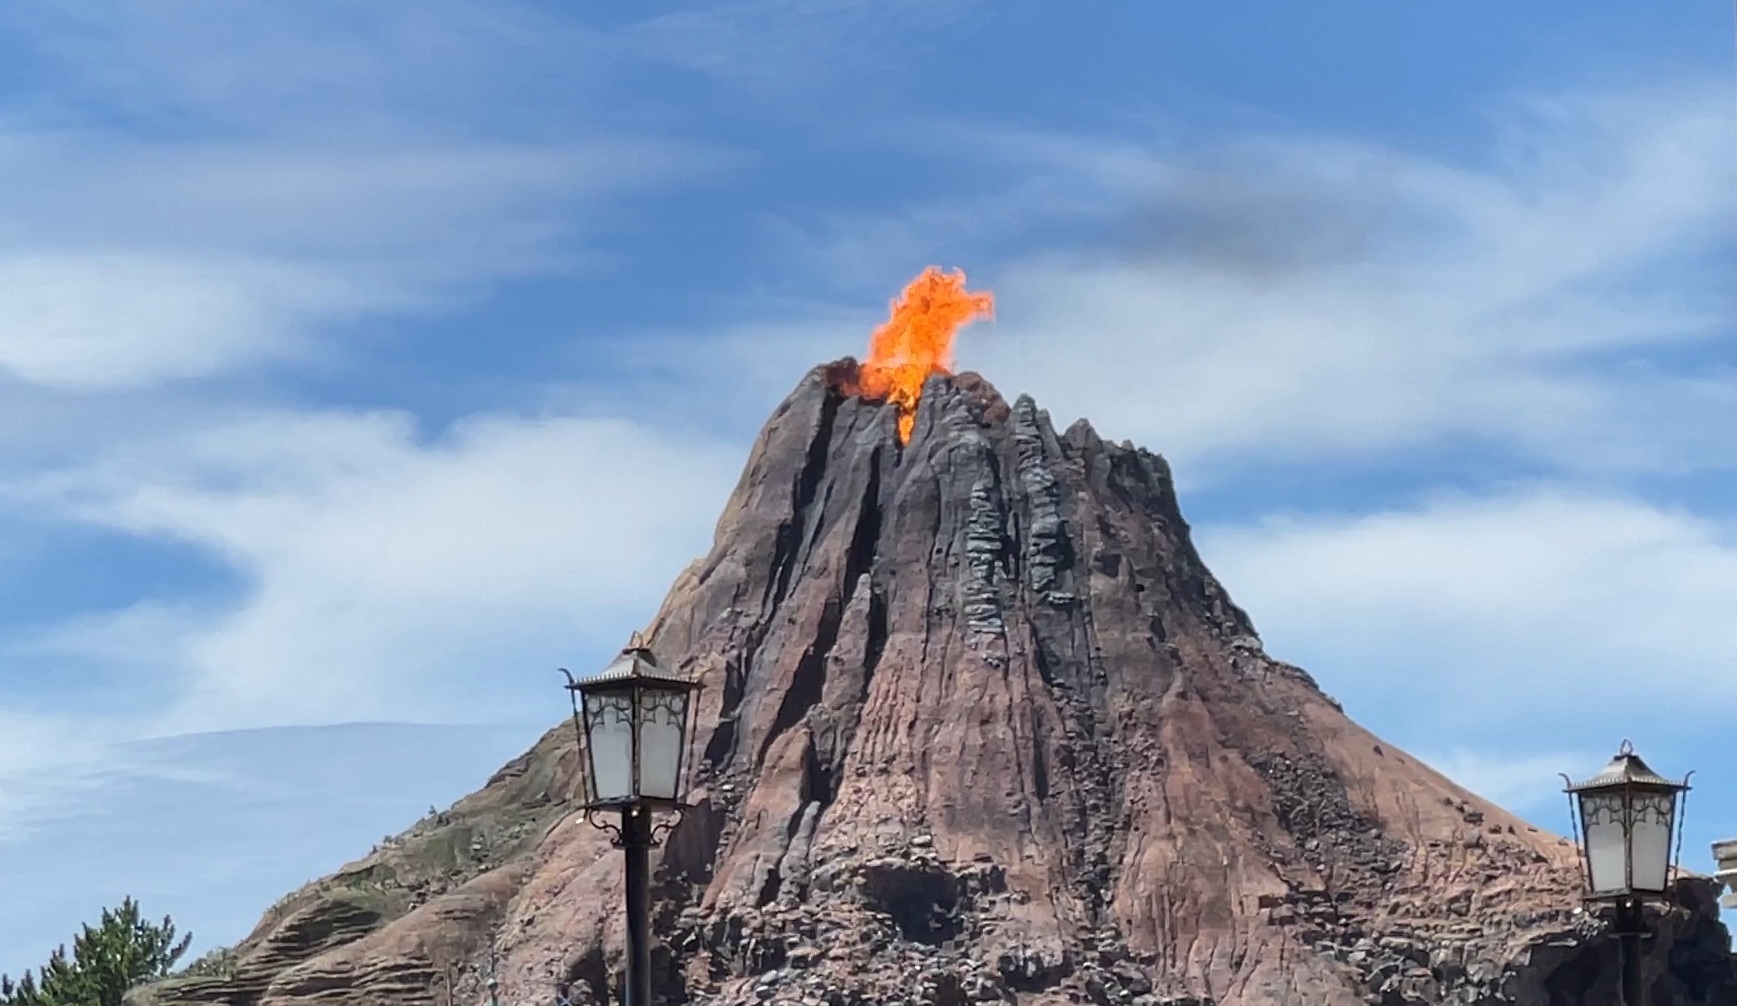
650 807 685 848
582 808 625 847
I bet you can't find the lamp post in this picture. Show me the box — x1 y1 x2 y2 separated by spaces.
1562 740 1692 1006
562 633 701 1006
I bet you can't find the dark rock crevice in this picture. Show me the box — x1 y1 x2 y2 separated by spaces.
769 390 843 613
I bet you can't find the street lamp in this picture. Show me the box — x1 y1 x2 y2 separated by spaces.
1562 740 1693 1006
562 633 701 1006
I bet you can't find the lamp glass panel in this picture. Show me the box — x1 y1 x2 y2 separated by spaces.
584 690 635 803
1579 789 1630 895
1629 790 1677 893
637 684 690 801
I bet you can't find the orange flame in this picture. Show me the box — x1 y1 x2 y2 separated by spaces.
859 267 994 442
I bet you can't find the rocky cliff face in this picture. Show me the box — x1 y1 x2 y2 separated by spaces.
133 361 1736 1006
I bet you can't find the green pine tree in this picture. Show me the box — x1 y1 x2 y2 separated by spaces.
0 899 192 1006
0 971 43 1006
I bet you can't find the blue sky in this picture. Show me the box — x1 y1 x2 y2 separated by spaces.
1 0 1735 974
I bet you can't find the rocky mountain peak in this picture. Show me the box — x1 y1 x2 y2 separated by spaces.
132 361 1735 1006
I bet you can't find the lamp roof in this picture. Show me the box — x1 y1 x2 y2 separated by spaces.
1565 740 1689 793
565 633 698 692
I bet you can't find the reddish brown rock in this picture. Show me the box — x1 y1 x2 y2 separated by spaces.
133 361 1736 1006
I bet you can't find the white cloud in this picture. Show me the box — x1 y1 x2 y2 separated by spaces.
0 1 735 393
0 0 760 816
0 254 355 389
729 82 1737 481
6 408 744 733
1198 489 1737 736
0 709 124 842
0 132 719 391
0 132 702 258
997 90 1733 476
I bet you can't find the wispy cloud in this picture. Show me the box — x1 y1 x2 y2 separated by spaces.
2 0 606 132
0 0 764 873
1002 87 1733 474
1199 488 1737 735
0 708 125 842
0 254 373 390
0 130 724 391
724 81 1737 481
7 409 744 733
621 0 980 95
0 1 739 393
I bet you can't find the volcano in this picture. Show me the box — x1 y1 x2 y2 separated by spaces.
133 363 1735 1006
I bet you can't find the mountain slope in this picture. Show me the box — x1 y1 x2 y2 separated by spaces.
132 361 1735 1006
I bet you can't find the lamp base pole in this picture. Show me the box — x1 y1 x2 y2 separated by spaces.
1615 897 1646 1006
622 806 653 1006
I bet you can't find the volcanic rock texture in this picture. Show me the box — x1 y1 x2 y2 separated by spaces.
133 362 1737 1006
